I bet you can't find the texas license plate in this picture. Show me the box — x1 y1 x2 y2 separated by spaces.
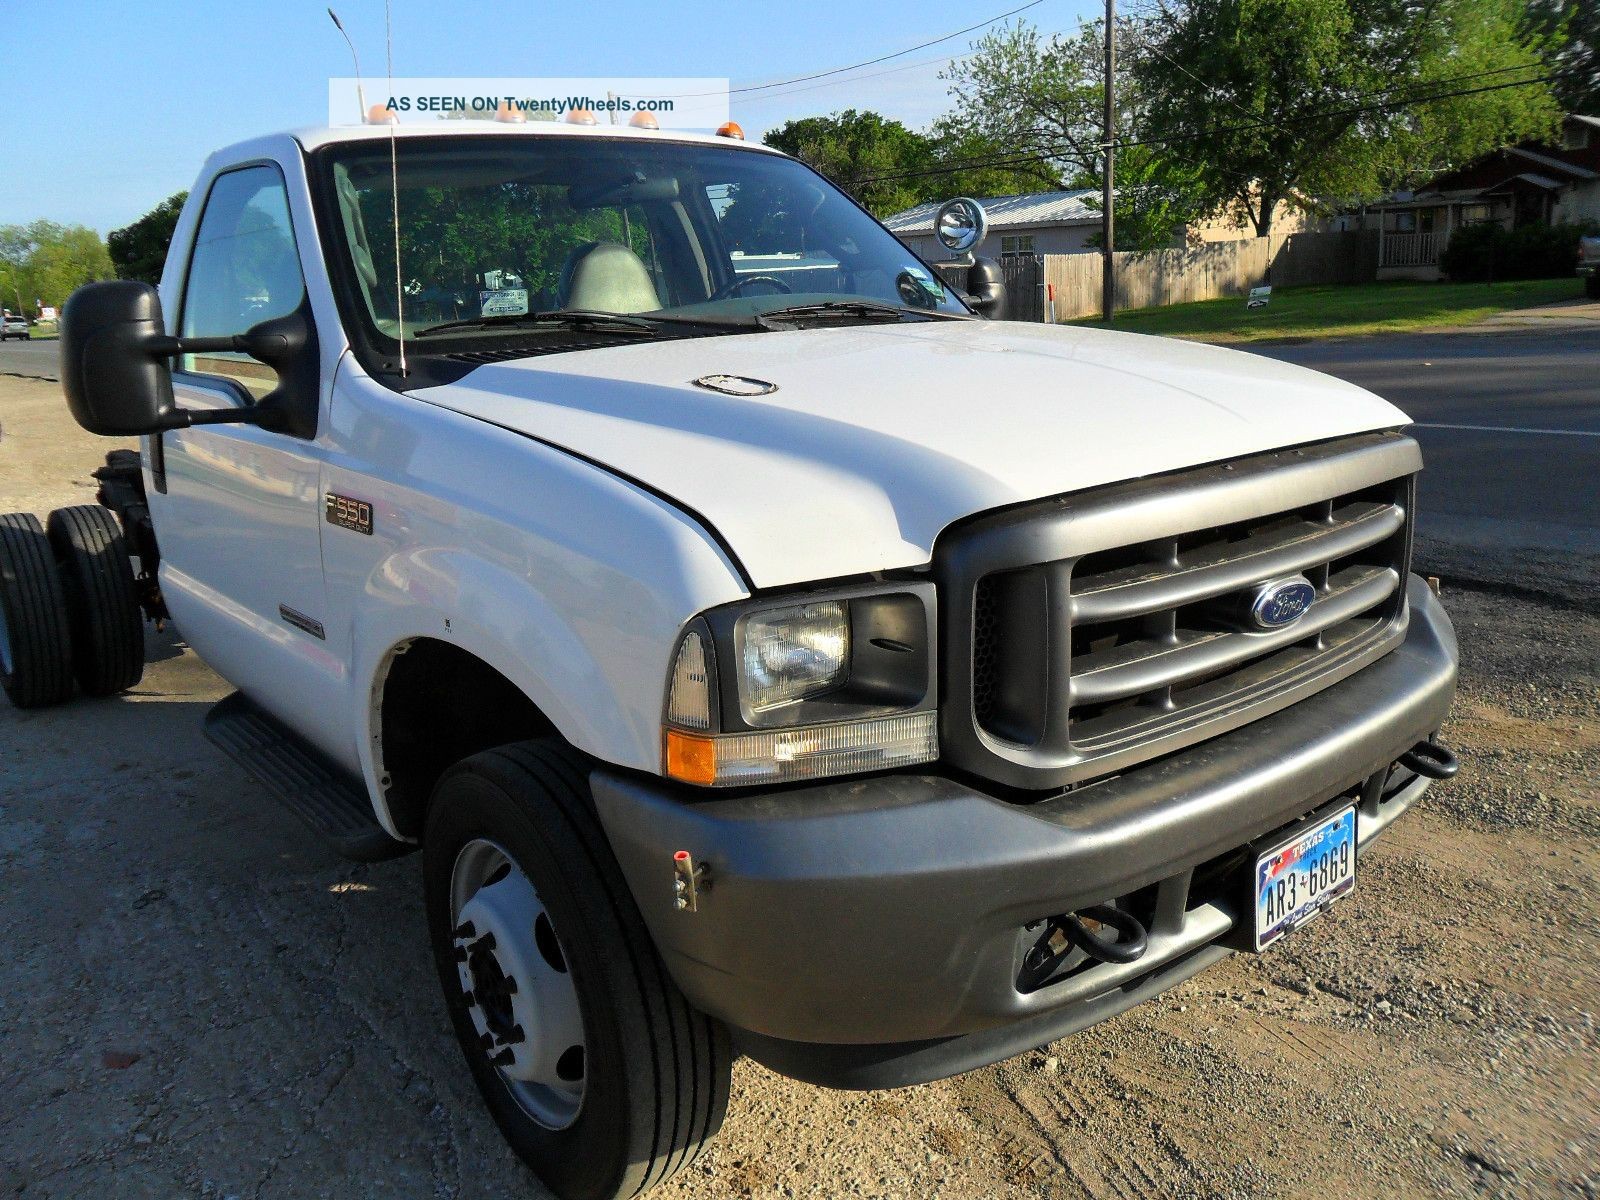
1253 805 1357 951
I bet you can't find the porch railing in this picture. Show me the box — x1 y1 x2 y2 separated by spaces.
1380 230 1449 268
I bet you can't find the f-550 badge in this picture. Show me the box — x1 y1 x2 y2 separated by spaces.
325 492 374 535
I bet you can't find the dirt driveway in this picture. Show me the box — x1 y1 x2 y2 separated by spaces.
1 374 1596 1199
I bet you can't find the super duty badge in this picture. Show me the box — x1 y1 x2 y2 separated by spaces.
325 492 373 535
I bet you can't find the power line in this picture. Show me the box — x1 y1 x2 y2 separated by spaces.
857 67 1564 183
619 0 1043 99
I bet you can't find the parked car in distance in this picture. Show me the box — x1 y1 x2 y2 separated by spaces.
0 314 30 340
1579 235 1600 299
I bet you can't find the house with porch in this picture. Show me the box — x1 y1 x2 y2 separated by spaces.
1354 114 1600 279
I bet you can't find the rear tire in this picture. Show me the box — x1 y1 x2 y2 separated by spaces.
46 505 144 696
424 741 730 1200
0 513 75 708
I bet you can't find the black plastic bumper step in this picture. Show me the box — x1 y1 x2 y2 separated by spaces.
204 692 411 862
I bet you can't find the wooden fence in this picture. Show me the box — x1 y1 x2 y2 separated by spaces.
1033 230 1379 321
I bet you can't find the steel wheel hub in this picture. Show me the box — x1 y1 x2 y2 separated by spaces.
451 839 586 1129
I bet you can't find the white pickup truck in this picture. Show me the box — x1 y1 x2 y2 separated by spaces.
1 121 1458 1200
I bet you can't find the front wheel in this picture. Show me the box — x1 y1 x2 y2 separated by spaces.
424 741 730 1200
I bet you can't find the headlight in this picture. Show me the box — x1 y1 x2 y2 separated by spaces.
662 582 938 787
741 601 848 712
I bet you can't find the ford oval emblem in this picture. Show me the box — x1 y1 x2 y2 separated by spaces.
1249 576 1317 630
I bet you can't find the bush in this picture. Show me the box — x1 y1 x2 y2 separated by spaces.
1440 220 1600 282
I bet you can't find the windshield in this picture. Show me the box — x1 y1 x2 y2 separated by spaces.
317 134 966 355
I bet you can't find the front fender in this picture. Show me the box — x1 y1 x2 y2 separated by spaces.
322 369 752 837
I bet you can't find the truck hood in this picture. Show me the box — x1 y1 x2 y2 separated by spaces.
414 320 1409 589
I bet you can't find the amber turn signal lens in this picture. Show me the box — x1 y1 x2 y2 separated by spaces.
664 729 718 786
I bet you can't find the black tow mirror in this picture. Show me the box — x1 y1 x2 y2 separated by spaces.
61 281 182 435
965 258 1006 319
60 281 307 437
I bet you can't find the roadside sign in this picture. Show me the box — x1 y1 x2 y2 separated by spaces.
1247 286 1272 309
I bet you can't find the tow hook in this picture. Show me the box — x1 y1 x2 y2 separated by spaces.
1399 739 1459 780
1060 905 1149 965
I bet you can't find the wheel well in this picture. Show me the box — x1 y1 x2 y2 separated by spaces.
376 638 557 838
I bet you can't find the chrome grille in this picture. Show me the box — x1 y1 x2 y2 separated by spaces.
940 433 1418 791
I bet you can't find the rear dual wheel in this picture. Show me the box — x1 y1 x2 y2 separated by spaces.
46 505 144 696
0 505 145 710
424 741 730 1200
0 513 75 708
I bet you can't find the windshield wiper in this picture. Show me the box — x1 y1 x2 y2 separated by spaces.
414 309 667 339
753 300 955 329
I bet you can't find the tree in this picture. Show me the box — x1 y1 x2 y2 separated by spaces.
108 192 188 285
1528 0 1599 112
0 220 115 315
936 19 1210 250
763 110 941 216
1134 0 1563 236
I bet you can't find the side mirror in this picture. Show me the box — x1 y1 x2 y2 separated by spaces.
60 281 181 435
933 197 988 263
61 281 304 437
965 257 1006 319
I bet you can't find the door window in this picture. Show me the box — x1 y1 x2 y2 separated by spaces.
180 165 305 397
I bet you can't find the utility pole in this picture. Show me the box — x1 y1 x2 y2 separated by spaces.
1101 0 1116 322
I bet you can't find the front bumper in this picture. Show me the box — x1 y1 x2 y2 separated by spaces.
591 577 1457 1087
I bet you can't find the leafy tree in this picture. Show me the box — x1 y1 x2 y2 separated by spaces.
1134 0 1563 236
0 220 115 315
763 110 940 216
1528 0 1599 112
107 192 188 285
936 19 1210 251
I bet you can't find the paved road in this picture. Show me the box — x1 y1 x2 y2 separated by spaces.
1252 327 1600 564
0 336 60 380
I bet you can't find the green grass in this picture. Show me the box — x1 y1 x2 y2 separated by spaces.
1072 277 1588 343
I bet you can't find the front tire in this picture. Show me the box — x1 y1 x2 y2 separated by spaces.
424 741 730 1200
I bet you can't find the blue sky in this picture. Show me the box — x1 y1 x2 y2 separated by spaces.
0 0 1096 234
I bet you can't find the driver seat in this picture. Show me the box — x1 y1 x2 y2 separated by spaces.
557 242 661 313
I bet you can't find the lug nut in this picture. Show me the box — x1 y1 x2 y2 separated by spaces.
454 921 476 940
479 1032 494 1050
503 975 517 995
462 990 476 1008
489 1048 514 1067
476 931 496 952
674 897 689 910
500 1024 526 1045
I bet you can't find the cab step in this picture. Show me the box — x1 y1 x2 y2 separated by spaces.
203 692 411 862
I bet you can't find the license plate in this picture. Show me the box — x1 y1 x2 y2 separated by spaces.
1253 805 1356 951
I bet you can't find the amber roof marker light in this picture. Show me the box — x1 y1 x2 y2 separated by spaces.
716 121 745 140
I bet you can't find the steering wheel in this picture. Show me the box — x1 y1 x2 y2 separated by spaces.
709 274 794 301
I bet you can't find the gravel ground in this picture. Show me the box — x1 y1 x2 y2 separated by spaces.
1 374 1596 1199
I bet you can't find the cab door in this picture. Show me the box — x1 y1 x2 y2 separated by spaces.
150 163 345 752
